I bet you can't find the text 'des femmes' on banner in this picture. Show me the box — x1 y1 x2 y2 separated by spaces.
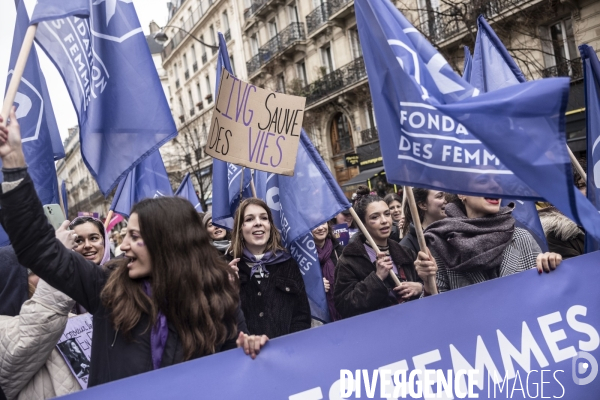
206 69 306 175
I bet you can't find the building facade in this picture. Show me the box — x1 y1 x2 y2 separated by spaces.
56 127 111 220
159 0 248 209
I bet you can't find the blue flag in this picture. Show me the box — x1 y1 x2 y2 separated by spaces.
110 150 173 218
61 180 69 219
210 32 253 229
175 172 203 212
462 46 472 79
356 0 600 242
253 132 352 323
580 44 600 253
468 16 548 252
30 0 177 196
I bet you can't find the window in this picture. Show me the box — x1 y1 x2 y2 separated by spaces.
200 35 207 56
417 0 440 37
178 97 184 116
250 34 259 56
196 82 202 103
209 25 216 46
223 11 230 31
321 45 334 74
330 113 354 154
188 90 194 108
174 63 179 79
349 29 363 59
229 55 236 76
288 2 299 24
183 53 189 72
277 73 286 93
268 18 278 38
550 18 578 64
190 45 197 63
205 75 212 102
195 147 203 161
201 122 208 145
296 61 307 85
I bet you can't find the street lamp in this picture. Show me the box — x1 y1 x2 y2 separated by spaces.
154 25 219 50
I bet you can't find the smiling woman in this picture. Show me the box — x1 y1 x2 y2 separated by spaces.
69 217 110 266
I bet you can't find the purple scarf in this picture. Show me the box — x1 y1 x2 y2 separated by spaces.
317 239 341 322
142 281 168 370
242 248 291 277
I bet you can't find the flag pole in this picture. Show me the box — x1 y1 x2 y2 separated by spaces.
399 188 407 239
405 186 438 295
349 207 402 287
567 146 587 182
1 25 37 123
104 210 114 228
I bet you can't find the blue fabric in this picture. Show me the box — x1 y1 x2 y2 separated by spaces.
580 44 600 253
55 251 600 399
468 16 548 252
30 0 177 196
210 32 254 230
61 180 69 219
355 0 600 242
174 172 203 212
110 151 173 218
253 132 352 323
462 46 472 79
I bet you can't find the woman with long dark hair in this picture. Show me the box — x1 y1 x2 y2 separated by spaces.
334 186 437 319
228 198 311 338
400 188 447 256
383 193 403 242
425 193 562 292
0 108 265 387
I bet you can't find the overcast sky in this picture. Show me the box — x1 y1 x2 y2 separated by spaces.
0 0 171 140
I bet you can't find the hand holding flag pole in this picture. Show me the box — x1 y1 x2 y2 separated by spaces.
405 186 438 295
568 148 587 182
1 25 37 124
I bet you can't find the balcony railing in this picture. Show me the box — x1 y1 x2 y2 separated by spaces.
330 0 353 14
175 79 180 89
244 0 267 20
360 127 378 143
306 2 332 34
211 46 218 55
302 56 366 106
541 58 583 81
201 53 208 64
184 70 190 80
190 108 195 117
224 29 231 42
192 61 198 72
197 101 204 111
161 0 220 60
419 0 528 43
246 23 305 76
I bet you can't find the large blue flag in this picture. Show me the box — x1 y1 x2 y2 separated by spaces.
30 0 177 196
356 0 600 242
175 172 203 212
468 16 548 252
580 44 600 253
210 32 253 229
253 132 352 323
110 150 173 218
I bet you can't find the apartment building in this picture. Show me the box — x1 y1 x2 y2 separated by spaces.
159 0 247 209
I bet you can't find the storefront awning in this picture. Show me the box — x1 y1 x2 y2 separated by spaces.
341 166 385 187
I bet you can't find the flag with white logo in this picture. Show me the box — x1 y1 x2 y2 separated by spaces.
468 16 548 252
30 0 177 196
110 150 173 218
356 0 600 242
175 172 203 212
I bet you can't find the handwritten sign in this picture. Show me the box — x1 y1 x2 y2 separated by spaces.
205 69 306 175
56 314 93 389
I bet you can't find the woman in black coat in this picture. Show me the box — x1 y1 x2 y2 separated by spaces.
228 198 311 339
0 108 265 387
334 187 438 319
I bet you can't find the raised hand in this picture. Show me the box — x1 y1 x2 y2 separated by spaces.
0 107 25 168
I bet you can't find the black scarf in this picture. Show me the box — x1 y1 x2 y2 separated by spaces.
425 203 515 274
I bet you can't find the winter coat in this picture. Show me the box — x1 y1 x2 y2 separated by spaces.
229 255 311 339
399 223 419 258
0 174 246 388
0 280 81 400
434 228 540 292
333 234 420 319
539 207 584 259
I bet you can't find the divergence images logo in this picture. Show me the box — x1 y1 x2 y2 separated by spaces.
572 351 598 386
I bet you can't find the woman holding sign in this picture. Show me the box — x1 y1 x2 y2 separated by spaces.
425 193 563 292
228 198 311 338
334 187 437 319
0 108 266 388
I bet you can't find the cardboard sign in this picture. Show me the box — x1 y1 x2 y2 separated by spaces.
56 314 93 389
205 69 306 175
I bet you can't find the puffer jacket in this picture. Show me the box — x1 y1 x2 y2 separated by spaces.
0 280 81 400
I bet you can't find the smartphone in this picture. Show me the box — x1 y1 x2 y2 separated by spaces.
43 204 66 230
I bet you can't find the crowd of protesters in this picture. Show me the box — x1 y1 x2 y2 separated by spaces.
0 107 573 399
